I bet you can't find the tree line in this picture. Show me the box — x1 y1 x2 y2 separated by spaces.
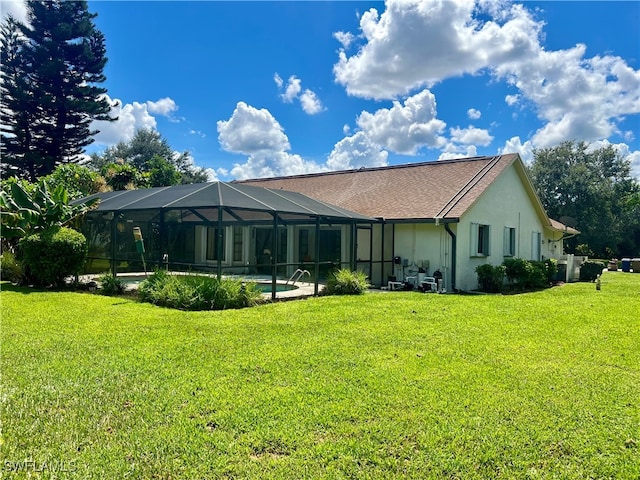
1 1 207 191
528 141 640 259
1 3 639 259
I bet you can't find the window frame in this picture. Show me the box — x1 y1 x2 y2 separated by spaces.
503 226 516 257
470 222 491 257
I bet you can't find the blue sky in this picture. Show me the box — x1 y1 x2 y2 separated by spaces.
2 0 639 179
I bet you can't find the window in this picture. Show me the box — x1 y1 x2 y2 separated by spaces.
504 227 516 256
206 227 225 261
470 223 490 256
232 226 243 262
531 231 542 261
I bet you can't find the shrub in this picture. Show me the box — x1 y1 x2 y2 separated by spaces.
503 258 532 285
0 250 24 284
323 268 370 295
542 258 558 284
503 258 557 290
18 227 87 287
98 272 125 295
138 271 262 310
475 264 505 293
579 260 605 282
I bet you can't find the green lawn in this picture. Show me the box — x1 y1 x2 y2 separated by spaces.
1 272 639 479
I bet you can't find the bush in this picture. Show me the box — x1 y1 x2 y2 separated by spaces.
475 264 505 293
138 271 262 310
503 258 532 285
503 258 557 290
579 260 605 282
0 250 24 284
18 227 87 287
541 258 559 285
323 268 370 295
98 272 125 295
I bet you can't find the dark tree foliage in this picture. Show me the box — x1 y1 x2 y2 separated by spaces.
89 128 209 185
0 15 39 179
0 1 114 180
529 141 640 257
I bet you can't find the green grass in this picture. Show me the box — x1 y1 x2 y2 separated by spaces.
1 272 639 479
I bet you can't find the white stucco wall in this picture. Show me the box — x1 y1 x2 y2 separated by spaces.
455 164 548 291
386 163 555 292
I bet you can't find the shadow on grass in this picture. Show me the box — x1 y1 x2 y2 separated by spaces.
0 282 42 294
0 281 101 296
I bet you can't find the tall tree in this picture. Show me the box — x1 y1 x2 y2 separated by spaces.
0 1 114 180
89 128 209 185
0 15 39 179
529 140 640 257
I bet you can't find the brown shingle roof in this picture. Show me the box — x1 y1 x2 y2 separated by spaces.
237 154 519 221
549 218 580 235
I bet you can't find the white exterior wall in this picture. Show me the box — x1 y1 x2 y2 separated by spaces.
455 165 548 292
390 223 453 290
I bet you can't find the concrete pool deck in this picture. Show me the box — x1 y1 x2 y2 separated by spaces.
83 272 321 300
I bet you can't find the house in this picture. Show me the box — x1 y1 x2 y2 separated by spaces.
238 153 579 291
79 153 578 294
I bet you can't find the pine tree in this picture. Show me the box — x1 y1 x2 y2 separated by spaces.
0 15 40 179
0 1 114 180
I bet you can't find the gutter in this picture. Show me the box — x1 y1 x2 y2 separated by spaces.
444 223 457 292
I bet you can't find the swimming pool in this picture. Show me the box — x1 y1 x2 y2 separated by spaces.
252 282 299 293
91 274 300 294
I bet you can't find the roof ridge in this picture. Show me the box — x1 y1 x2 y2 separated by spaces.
434 155 503 218
235 155 499 183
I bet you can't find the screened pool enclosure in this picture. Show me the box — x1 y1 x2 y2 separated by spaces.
77 182 376 297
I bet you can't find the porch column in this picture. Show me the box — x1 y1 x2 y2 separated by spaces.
314 216 320 296
271 213 278 301
216 207 223 279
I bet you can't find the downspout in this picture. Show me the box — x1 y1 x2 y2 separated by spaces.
444 222 457 292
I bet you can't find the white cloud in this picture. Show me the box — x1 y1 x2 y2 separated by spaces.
355 89 447 155
281 75 302 103
438 144 478 161
203 168 218 182
505 94 520 107
218 102 325 179
91 96 184 146
146 97 178 116
275 74 325 115
499 136 534 164
230 152 326 180
91 96 157 146
299 89 324 115
467 108 482 120
189 130 206 138
0 0 28 23
450 126 493 146
333 0 639 168
327 131 388 171
498 46 640 147
273 72 283 89
217 101 290 154
629 151 640 180
333 0 542 99
333 30 356 49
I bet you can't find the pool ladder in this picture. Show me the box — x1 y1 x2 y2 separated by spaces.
287 269 310 285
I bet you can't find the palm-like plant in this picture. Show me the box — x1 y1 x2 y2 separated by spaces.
0 180 99 246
